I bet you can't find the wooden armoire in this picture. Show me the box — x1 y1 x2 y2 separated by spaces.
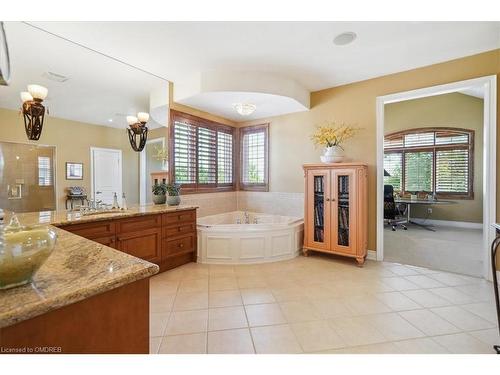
303 163 368 266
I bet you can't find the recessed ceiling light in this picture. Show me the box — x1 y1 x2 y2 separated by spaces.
333 32 357 46
233 103 256 116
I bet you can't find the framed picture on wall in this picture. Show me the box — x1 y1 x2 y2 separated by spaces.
66 162 83 180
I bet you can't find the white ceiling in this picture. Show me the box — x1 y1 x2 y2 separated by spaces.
27 21 500 92
0 22 168 129
179 91 307 121
1 22 499 127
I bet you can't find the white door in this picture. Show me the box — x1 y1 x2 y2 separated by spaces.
90 147 122 205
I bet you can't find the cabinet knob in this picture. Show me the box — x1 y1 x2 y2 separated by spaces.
179 243 184 248
325 198 330 201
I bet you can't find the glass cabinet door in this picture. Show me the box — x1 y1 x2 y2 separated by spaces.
306 170 331 250
333 170 356 253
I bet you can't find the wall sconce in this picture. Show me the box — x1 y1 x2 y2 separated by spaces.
20 84 48 140
127 112 149 152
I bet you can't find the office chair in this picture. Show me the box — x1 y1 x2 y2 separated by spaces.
384 185 407 231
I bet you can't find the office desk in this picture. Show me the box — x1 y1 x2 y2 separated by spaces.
394 199 454 231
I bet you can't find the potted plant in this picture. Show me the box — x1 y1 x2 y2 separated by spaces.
166 183 181 206
311 121 359 163
151 182 167 205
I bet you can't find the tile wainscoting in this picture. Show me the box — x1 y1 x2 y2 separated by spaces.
180 192 238 217
179 191 304 218
237 191 304 218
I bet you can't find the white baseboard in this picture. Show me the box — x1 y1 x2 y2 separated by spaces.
410 218 482 230
367 250 377 261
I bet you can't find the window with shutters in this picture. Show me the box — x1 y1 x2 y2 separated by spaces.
38 156 53 186
383 128 474 199
239 124 269 191
170 111 235 192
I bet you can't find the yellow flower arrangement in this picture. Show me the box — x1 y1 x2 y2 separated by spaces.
311 121 359 149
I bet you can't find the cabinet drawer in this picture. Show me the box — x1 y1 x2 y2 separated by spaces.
162 210 196 226
117 228 161 263
116 214 161 234
92 235 117 249
163 223 196 238
61 220 115 239
163 234 195 258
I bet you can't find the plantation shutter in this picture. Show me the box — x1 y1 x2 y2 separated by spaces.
404 151 433 192
172 111 235 191
38 156 52 186
436 149 469 193
173 120 197 185
217 131 233 185
197 126 217 185
383 152 402 192
242 129 266 184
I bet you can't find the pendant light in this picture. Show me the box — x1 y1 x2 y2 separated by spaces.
127 112 149 152
20 84 48 140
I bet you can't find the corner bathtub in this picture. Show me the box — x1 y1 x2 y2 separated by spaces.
197 211 304 264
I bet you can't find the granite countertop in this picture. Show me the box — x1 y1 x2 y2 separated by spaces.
0 204 198 328
0 227 158 328
14 203 199 227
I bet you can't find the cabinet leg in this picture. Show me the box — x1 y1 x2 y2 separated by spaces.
303 249 309 257
356 257 365 267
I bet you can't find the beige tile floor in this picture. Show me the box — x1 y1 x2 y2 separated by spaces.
149 254 499 354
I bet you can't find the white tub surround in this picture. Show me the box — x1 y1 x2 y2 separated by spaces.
197 211 304 264
237 191 304 218
180 191 237 217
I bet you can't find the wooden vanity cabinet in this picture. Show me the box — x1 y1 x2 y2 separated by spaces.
58 209 197 273
303 163 368 265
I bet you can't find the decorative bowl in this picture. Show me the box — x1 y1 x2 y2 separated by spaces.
0 225 57 290
320 155 344 163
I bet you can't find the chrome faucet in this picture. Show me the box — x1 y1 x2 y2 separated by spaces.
244 211 250 224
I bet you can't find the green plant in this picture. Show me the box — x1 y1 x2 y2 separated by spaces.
166 183 181 196
152 182 167 195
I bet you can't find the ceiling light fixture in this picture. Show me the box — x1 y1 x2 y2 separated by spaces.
20 84 48 140
233 103 256 116
126 112 149 152
333 32 357 46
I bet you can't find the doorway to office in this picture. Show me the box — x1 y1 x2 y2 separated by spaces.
376 76 496 279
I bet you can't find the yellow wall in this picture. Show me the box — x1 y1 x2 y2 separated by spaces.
385 92 484 223
0 107 143 210
240 49 500 251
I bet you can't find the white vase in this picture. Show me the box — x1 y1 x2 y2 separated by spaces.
320 146 344 163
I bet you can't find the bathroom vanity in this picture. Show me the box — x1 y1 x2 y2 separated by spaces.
0 205 197 354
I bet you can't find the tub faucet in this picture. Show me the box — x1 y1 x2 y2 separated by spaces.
244 211 250 224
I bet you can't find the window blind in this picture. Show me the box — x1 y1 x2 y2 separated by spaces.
197 126 217 184
38 156 52 186
217 131 233 184
172 112 235 191
404 151 433 192
242 130 265 184
173 120 197 184
436 149 469 193
383 153 402 192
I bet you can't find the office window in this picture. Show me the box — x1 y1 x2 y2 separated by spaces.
240 124 269 191
383 128 474 199
170 111 235 192
38 156 53 186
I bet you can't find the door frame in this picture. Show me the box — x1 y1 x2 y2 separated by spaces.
90 147 123 202
139 137 166 205
376 75 497 280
